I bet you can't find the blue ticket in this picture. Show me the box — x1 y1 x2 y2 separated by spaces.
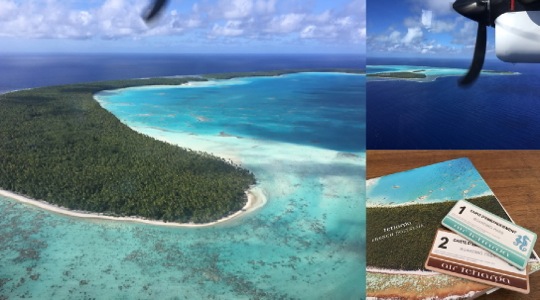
442 200 537 270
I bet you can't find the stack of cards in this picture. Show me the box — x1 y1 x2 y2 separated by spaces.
425 200 538 294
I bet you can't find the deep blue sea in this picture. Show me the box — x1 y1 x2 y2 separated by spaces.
367 57 540 149
0 54 365 299
0 53 363 94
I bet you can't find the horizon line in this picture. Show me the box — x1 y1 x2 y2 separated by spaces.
0 51 366 56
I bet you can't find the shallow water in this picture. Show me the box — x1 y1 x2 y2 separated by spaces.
367 158 491 206
1 73 365 299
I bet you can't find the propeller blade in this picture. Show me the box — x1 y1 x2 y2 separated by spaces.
142 0 168 22
453 0 488 23
459 23 487 86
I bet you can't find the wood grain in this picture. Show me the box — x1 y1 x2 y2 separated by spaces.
367 150 540 299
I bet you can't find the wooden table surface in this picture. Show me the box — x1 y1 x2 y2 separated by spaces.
367 150 540 300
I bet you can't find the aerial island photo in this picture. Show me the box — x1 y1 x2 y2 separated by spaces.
367 0 540 149
0 1 365 299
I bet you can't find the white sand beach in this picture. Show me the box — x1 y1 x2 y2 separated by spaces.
0 186 266 227
366 267 437 276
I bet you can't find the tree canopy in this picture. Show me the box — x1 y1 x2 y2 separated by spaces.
0 77 256 223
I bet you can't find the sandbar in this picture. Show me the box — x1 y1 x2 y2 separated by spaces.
0 186 266 227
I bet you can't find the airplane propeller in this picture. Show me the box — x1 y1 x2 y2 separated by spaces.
453 0 540 86
142 0 169 22
453 0 491 86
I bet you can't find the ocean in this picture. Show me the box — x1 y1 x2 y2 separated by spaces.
0 53 363 94
367 57 540 149
0 54 365 299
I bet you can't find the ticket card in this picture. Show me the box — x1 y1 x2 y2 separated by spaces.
441 200 537 270
425 229 530 294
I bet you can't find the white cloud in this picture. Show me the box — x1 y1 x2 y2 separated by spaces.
421 10 432 29
389 31 401 43
0 0 149 39
219 0 254 19
424 0 454 15
0 0 363 52
411 0 454 15
336 16 353 27
97 0 147 38
401 27 423 44
205 0 364 45
300 25 317 38
430 19 456 33
358 27 366 39
266 13 305 33
70 11 93 27
0 0 17 20
312 10 332 23
291 0 365 44
404 16 420 28
255 0 277 14
368 0 483 56
212 20 244 37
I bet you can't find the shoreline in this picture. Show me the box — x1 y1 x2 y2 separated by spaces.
0 187 266 228
366 267 436 276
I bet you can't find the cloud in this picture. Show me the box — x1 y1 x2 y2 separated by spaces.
451 20 478 47
368 1 475 56
0 0 17 20
421 10 432 29
430 19 456 33
410 0 454 15
255 0 278 14
368 24 457 56
0 0 149 39
212 20 244 37
220 0 254 19
401 27 423 44
207 0 277 20
388 31 401 43
0 0 364 51
97 0 148 39
299 14 361 41
266 13 305 33
207 0 364 45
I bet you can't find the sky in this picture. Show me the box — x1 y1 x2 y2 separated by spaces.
0 0 365 54
367 0 496 59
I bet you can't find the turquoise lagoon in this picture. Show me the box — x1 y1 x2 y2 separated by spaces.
0 73 365 299
367 65 518 82
367 158 492 207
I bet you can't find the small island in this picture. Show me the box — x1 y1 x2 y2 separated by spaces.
366 65 520 82
0 70 360 225
367 71 427 79
0 76 260 224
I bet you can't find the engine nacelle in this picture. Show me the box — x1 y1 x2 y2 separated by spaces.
495 11 540 62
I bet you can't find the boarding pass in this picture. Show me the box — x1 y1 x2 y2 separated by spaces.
441 200 537 270
425 229 530 294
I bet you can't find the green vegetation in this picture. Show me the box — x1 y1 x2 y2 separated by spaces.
367 71 427 79
204 68 364 79
483 70 517 75
366 196 511 270
0 76 259 224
